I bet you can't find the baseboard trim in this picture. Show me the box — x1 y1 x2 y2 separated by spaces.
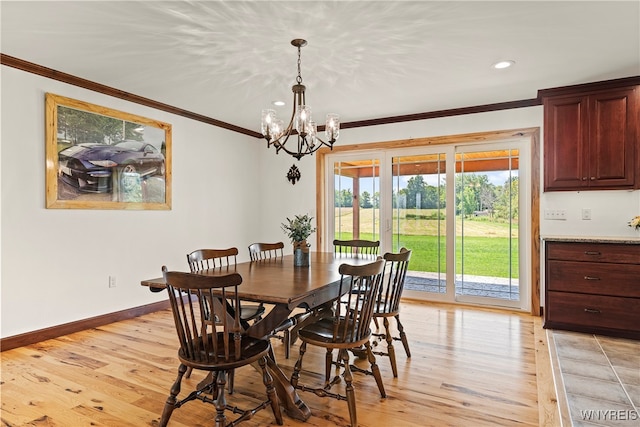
1 299 170 352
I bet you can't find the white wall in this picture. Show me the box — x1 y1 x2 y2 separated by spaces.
3 65 639 338
0 67 263 337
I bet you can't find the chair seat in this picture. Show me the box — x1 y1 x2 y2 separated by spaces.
298 317 370 348
178 333 270 371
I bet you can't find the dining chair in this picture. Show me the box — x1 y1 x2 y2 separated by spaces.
290 258 386 427
186 248 266 387
333 239 380 258
247 242 299 359
187 248 266 326
159 267 283 427
248 242 285 261
333 239 381 329
371 248 412 377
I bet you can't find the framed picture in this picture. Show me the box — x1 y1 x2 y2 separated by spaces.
45 93 172 210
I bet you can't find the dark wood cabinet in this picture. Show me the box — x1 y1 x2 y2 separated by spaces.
544 240 640 339
541 78 639 191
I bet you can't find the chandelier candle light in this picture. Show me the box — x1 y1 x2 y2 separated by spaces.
261 39 340 160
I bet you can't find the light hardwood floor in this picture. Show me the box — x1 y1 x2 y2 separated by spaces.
1 301 558 426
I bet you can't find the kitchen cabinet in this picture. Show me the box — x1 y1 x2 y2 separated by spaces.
541 79 639 191
544 239 640 339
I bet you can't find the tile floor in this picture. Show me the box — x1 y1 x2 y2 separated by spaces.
549 330 640 426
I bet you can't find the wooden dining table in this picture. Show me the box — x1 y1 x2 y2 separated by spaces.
140 251 374 421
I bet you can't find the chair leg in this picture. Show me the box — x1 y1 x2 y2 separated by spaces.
259 355 283 425
291 341 307 388
159 363 187 427
364 341 386 398
284 329 290 359
340 348 358 427
228 369 235 394
214 371 227 427
185 366 193 378
383 317 398 378
395 314 411 358
325 348 334 386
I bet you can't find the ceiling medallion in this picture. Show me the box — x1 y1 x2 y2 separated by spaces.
261 39 340 161
286 164 301 185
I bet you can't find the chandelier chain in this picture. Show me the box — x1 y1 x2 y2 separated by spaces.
296 45 302 84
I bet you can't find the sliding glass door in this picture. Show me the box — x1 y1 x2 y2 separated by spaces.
325 139 530 310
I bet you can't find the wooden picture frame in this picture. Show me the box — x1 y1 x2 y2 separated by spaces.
45 93 172 210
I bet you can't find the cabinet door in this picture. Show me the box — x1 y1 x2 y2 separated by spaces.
543 95 589 190
588 87 637 188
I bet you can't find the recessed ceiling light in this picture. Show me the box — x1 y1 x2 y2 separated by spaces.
272 100 285 107
492 60 515 69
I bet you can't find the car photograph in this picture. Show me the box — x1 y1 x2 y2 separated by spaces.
58 140 165 193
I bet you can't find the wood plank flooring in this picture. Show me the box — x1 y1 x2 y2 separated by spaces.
1 301 556 426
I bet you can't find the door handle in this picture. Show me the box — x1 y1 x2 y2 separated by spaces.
584 308 601 314
583 276 601 280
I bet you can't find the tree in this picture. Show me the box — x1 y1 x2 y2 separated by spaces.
335 189 353 207
494 176 519 220
360 191 372 208
405 175 427 209
57 106 143 145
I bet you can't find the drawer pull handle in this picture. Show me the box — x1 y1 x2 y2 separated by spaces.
584 308 601 314
584 251 601 256
583 276 601 280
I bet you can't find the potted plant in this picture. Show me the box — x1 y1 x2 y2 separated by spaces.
281 214 316 266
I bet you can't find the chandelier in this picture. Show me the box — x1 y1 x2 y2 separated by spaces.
261 39 340 160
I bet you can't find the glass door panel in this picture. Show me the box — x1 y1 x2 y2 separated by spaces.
334 159 380 242
392 153 447 295
455 148 521 305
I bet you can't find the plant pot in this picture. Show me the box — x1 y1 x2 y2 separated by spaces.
293 240 310 267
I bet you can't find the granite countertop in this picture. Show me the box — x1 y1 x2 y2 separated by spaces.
541 235 640 244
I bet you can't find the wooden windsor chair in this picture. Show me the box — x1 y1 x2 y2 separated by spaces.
355 248 413 378
248 242 285 261
290 258 387 427
187 248 265 326
159 267 283 427
333 239 380 258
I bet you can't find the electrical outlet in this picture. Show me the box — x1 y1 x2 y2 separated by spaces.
581 208 592 220
544 209 567 220
109 276 117 288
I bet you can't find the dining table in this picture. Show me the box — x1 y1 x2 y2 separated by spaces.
140 251 374 422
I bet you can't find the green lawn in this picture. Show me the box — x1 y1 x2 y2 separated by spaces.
334 208 519 278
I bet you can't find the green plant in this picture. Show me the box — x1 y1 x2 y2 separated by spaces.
281 214 316 243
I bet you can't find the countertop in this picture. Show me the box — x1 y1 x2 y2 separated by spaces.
541 235 640 244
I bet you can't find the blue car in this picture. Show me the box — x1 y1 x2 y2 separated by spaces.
58 140 165 193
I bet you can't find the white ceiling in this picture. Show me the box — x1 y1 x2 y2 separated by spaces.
2 1 639 134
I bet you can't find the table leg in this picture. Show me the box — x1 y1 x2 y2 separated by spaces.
266 351 311 421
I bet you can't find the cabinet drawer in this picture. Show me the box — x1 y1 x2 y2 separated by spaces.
546 242 640 264
547 260 640 297
546 291 640 332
